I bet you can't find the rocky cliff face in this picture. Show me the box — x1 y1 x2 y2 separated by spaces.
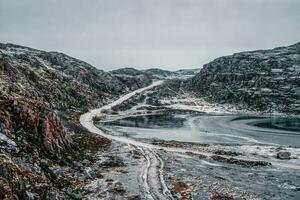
189 42 300 114
0 99 72 158
0 43 153 113
0 98 113 199
0 99 74 199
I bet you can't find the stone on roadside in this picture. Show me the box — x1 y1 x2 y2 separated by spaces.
276 151 291 160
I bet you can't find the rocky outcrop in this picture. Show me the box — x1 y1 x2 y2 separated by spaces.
0 99 72 158
0 99 73 199
188 42 300 114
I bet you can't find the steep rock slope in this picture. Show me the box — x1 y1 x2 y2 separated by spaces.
0 43 153 199
0 98 112 199
0 43 153 113
189 42 300 114
110 67 153 90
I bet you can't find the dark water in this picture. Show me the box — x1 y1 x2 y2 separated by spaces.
252 117 300 132
103 114 185 128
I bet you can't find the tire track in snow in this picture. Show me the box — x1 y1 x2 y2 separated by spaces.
138 147 155 200
153 151 174 199
138 147 174 200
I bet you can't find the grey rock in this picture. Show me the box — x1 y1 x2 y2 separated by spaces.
73 161 83 169
82 159 90 165
66 188 83 199
214 150 242 156
99 158 125 168
48 165 65 179
40 159 49 166
276 151 291 160
211 155 272 167
111 182 125 194
83 167 96 179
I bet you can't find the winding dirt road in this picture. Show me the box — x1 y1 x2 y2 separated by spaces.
80 80 210 155
80 81 167 149
80 81 175 199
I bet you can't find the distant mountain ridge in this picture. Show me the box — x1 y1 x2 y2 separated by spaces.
143 68 200 79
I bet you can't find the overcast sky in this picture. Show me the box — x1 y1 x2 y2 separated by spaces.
0 0 299 71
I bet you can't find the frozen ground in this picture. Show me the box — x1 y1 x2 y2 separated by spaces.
81 81 300 199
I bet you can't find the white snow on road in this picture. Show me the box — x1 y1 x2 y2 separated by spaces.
79 80 211 156
80 80 164 149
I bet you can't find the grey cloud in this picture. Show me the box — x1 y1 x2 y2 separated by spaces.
0 0 299 70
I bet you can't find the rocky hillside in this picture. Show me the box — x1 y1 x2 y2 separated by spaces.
109 67 153 90
189 42 300 114
0 98 113 199
0 43 153 113
0 43 154 199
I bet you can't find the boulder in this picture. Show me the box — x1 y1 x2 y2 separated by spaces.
211 155 271 167
276 151 291 160
99 158 125 168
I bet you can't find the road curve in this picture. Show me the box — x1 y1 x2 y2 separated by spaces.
80 80 215 156
80 80 175 199
79 80 164 148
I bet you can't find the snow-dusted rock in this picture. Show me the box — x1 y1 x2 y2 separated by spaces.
188 42 300 114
